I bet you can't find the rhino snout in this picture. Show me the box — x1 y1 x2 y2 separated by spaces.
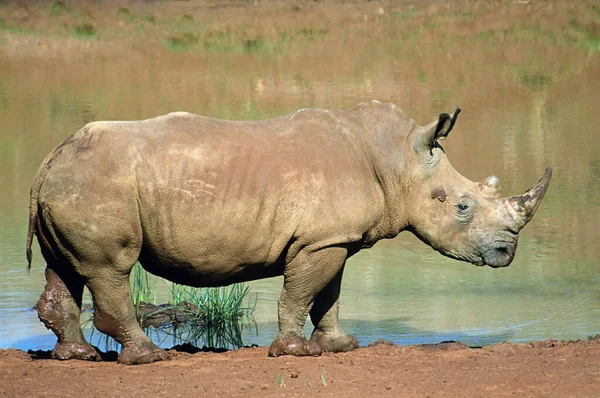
481 241 517 268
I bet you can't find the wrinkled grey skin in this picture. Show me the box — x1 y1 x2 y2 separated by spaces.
27 101 551 365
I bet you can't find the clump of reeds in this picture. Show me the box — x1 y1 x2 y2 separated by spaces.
130 262 156 313
84 263 256 351
162 282 256 348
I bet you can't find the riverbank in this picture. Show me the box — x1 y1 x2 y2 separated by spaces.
1 0 597 60
1 337 599 397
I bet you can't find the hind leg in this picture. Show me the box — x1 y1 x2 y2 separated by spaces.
37 264 100 361
87 267 170 365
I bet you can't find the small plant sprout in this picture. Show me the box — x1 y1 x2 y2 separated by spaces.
273 372 284 387
321 367 327 386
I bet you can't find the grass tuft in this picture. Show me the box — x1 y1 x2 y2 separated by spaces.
50 0 67 16
180 14 194 24
117 7 130 18
71 23 96 39
167 32 199 50
391 10 418 20
159 282 256 348
116 7 135 23
243 37 267 54
518 69 552 92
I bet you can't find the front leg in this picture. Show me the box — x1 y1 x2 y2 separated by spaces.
268 245 348 357
309 265 359 352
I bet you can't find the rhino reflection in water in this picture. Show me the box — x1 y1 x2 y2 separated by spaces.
26 100 551 364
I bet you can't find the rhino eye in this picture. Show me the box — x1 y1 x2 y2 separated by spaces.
457 203 469 212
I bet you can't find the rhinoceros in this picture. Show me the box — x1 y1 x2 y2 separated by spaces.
26 100 551 364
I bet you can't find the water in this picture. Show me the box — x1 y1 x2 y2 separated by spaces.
0 2 599 351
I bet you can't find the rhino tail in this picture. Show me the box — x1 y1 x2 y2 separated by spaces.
26 151 57 271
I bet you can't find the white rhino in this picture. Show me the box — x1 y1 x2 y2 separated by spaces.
27 101 551 364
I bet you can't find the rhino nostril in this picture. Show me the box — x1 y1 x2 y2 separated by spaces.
496 246 509 255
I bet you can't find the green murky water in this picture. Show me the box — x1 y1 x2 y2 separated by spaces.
1 3 599 351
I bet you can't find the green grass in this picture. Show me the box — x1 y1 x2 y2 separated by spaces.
566 14 600 52
50 0 67 16
143 14 156 24
162 282 256 348
590 4 600 21
83 263 256 351
321 367 327 386
117 7 135 23
179 14 195 28
166 32 199 50
243 36 267 54
455 9 473 18
273 372 284 387
297 28 328 40
476 30 496 42
131 262 156 310
164 26 322 55
71 23 97 39
391 10 418 21
0 18 37 35
518 69 552 92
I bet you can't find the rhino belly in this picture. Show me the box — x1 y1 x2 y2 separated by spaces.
135 193 293 287
137 238 286 288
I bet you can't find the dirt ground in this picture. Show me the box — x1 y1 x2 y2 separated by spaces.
1 337 599 397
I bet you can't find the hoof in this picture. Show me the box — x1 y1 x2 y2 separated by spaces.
118 345 171 365
268 336 322 357
309 330 359 353
52 342 101 361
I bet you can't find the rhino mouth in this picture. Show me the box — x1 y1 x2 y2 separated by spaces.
482 244 516 268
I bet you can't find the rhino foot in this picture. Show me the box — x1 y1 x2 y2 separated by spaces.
268 336 322 357
309 330 359 353
51 342 101 361
118 344 171 365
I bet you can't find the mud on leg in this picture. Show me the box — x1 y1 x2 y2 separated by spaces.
37 263 100 361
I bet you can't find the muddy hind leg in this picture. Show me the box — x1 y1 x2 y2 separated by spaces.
268 245 349 357
308 266 359 352
87 267 170 365
37 264 100 361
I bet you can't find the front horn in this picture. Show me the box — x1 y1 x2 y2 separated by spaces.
507 166 553 229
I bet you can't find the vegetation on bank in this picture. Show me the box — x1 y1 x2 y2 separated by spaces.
0 1 598 55
84 263 256 351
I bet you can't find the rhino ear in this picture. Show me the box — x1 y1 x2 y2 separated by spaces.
414 107 461 155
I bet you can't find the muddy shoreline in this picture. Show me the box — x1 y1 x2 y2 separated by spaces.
1 337 599 397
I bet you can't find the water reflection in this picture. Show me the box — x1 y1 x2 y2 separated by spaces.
0 1 599 351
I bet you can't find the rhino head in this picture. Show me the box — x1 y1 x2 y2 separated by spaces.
403 108 552 268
